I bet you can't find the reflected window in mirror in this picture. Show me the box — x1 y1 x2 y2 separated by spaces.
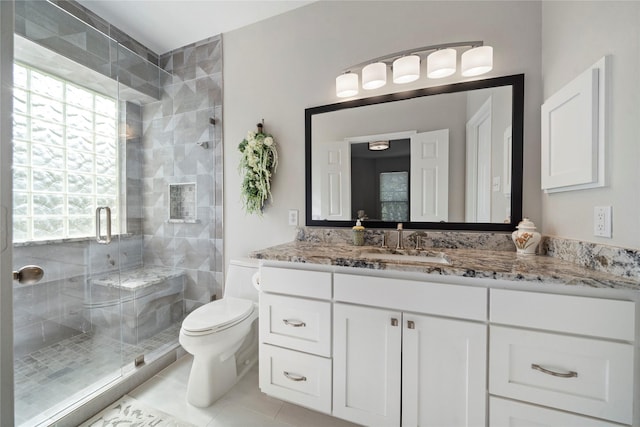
380 172 409 222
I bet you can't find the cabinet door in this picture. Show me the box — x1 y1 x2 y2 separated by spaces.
402 314 487 427
333 303 402 426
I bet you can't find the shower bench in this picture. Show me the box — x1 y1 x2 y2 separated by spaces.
87 266 186 345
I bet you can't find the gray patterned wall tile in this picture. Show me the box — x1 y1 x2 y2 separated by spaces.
16 1 162 100
51 0 110 35
141 36 223 310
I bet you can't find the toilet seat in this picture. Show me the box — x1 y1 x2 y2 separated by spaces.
181 297 255 336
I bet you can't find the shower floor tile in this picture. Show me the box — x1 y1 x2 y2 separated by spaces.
14 322 181 427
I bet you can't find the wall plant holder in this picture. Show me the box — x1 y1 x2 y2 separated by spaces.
541 56 608 193
168 183 199 223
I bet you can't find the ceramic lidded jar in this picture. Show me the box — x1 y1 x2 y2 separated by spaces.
511 217 542 255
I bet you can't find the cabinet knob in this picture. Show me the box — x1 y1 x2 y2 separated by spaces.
407 320 415 329
391 318 399 326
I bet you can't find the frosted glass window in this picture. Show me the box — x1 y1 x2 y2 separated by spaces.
12 63 119 242
380 171 409 222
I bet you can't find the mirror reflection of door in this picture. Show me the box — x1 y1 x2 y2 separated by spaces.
466 97 492 222
410 129 449 222
318 141 351 220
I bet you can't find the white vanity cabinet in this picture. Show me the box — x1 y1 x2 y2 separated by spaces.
256 261 639 427
258 266 333 413
332 273 488 427
489 289 636 426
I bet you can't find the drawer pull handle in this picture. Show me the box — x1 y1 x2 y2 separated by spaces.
283 371 307 382
407 320 415 329
391 318 399 327
531 364 578 378
283 319 306 327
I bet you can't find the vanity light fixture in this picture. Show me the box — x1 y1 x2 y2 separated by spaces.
368 140 390 151
336 72 359 98
335 41 493 98
392 55 420 84
427 48 457 78
362 62 387 89
461 45 493 76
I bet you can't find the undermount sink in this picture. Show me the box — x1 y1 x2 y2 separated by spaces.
358 248 451 265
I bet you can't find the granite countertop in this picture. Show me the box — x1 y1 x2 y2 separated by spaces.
250 241 640 291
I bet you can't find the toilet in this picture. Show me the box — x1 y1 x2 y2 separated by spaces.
179 258 260 407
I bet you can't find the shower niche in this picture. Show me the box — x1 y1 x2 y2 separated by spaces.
169 183 199 223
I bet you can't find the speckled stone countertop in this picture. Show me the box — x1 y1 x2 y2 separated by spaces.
250 241 640 291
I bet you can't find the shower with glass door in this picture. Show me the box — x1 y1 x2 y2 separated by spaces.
11 1 187 425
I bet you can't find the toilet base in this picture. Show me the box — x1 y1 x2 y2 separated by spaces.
182 317 258 408
187 352 238 408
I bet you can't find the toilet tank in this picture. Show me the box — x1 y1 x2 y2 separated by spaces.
224 258 260 302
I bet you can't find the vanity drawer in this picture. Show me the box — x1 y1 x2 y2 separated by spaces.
334 273 487 321
490 397 623 427
260 266 332 299
259 344 331 414
259 293 331 357
490 288 635 341
489 326 634 424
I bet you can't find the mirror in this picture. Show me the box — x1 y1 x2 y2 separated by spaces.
305 74 524 231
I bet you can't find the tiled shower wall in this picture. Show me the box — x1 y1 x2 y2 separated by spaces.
15 0 162 100
142 36 224 311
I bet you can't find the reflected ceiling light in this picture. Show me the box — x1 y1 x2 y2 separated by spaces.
427 48 457 79
393 55 420 84
335 41 493 97
336 72 359 98
362 62 387 90
368 140 390 151
461 46 493 77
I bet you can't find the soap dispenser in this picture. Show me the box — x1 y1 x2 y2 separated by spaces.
352 219 365 246
511 217 541 255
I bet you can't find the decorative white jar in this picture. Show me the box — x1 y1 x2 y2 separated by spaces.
511 217 541 255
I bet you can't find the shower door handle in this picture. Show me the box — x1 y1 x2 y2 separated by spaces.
13 265 44 285
96 207 112 244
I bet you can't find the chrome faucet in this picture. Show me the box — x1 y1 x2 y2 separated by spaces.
395 223 404 250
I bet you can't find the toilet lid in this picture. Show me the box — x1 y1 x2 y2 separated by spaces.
182 297 254 334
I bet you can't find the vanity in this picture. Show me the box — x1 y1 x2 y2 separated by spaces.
254 71 640 425
252 240 640 427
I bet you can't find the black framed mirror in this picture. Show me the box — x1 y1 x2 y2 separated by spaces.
305 74 524 231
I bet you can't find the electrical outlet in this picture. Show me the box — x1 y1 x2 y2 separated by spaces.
288 209 299 226
593 206 612 238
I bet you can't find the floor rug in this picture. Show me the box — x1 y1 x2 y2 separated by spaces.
80 395 196 427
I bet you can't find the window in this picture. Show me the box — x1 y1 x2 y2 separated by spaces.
12 63 119 242
380 171 409 222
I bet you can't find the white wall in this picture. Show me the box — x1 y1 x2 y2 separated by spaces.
223 1 543 264
541 1 640 249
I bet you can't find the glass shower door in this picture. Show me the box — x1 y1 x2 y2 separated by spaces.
11 11 125 423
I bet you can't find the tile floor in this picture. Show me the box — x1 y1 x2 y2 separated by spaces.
14 323 181 426
128 354 361 427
